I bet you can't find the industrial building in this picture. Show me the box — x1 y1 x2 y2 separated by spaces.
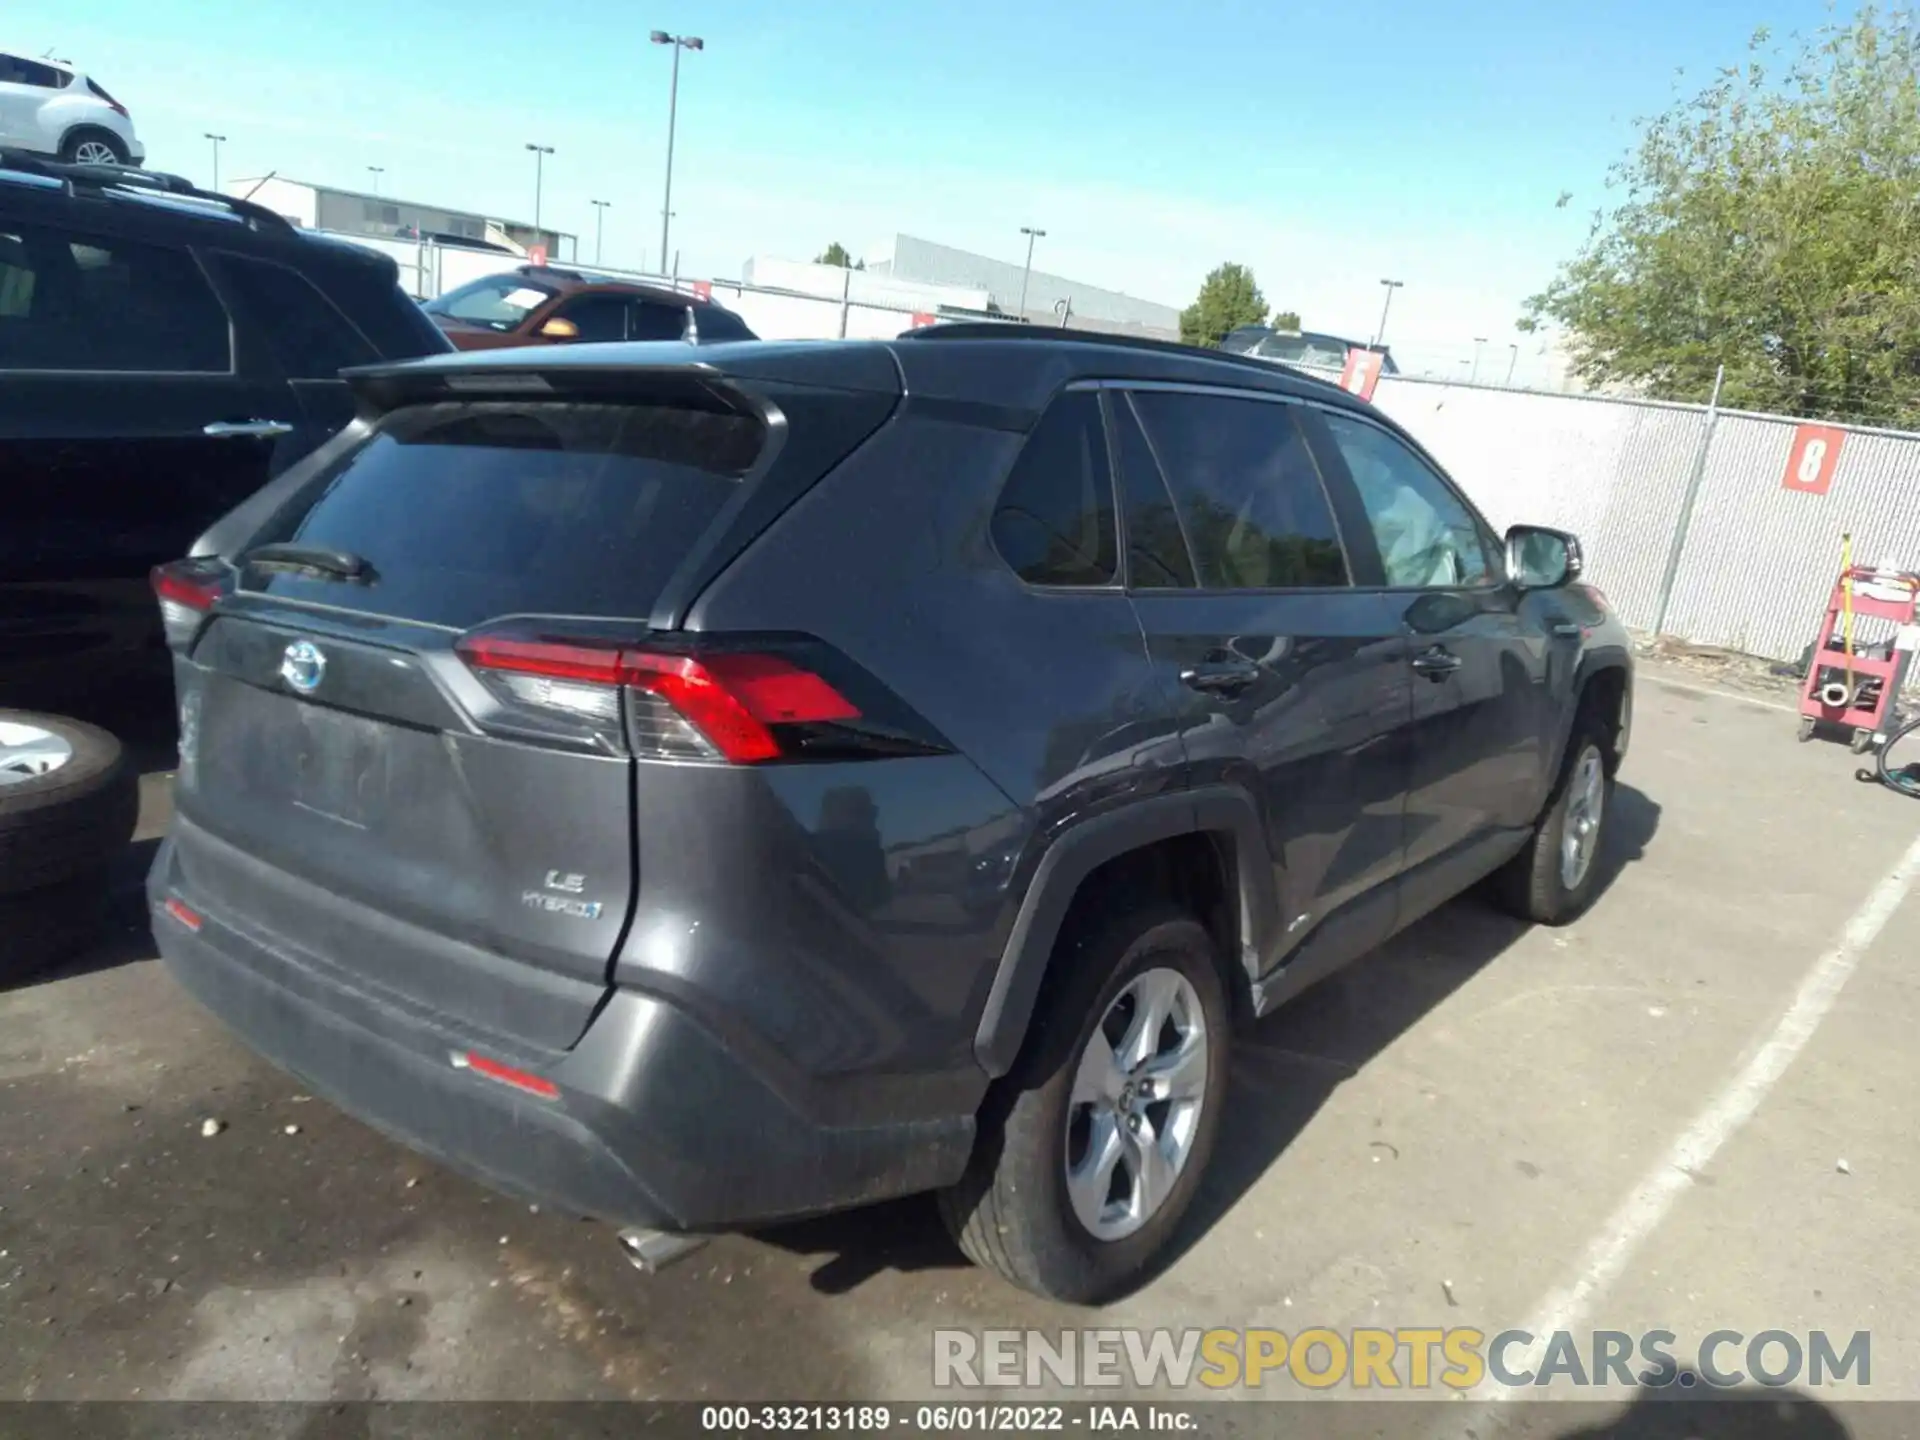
223 176 572 261
865 234 1181 338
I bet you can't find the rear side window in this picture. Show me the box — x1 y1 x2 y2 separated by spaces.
254 401 765 628
628 301 690 341
0 56 67 88
216 254 377 377
554 293 630 342
1129 391 1347 590
0 225 229 373
1113 396 1196 589
990 390 1117 587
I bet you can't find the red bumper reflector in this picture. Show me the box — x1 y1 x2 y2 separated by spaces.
163 898 203 932
460 1050 560 1100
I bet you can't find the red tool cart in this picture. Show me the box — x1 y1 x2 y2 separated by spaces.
1798 563 1920 752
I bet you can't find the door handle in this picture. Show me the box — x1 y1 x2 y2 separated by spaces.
203 419 296 439
1180 661 1262 695
1410 646 1463 681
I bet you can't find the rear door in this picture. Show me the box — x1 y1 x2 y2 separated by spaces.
0 56 58 149
168 390 777 1052
1114 385 1412 982
0 211 297 704
1314 408 1550 886
207 249 381 451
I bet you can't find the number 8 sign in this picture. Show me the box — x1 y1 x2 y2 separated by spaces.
1782 423 1845 495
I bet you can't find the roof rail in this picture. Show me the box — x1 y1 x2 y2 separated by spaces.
0 148 294 233
896 321 1354 394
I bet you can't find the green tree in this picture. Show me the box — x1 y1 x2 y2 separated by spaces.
1270 310 1302 332
1179 263 1268 347
816 242 855 267
1524 6 1920 425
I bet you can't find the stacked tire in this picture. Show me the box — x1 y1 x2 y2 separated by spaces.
0 711 141 983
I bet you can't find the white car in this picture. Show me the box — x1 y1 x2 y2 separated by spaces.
0 53 144 166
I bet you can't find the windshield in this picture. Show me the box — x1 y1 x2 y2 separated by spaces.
1252 333 1354 369
419 274 557 332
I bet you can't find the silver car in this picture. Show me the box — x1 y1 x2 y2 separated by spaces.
0 54 144 167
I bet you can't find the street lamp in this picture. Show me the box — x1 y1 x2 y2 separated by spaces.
367 165 385 198
1505 343 1519 387
590 199 611 265
1373 278 1403 348
204 133 226 191
1470 336 1488 384
651 31 704 281
525 143 554 242
1018 226 1046 320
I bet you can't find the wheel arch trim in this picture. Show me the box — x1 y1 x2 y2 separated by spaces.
972 786 1276 1078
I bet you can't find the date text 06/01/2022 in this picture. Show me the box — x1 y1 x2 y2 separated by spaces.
698 1405 1198 1431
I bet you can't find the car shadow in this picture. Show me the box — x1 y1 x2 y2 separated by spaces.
1525 1371 1853 1438
754 782 1661 1297
1 836 160 995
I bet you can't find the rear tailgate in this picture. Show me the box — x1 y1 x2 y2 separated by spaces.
163 353 900 1053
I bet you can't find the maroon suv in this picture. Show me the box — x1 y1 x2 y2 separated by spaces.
420 265 757 350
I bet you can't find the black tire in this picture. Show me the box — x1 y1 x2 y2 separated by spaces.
938 904 1232 1304
58 128 130 165
0 868 110 984
0 710 140 897
1491 715 1615 925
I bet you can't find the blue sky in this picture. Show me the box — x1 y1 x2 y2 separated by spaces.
16 0 1848 381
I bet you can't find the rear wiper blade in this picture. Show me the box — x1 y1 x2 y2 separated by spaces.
241 543 377 584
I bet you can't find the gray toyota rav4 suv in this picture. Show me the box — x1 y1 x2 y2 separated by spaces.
149 326 1632 1303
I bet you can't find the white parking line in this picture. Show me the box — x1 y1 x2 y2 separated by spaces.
1432 824 1920 1433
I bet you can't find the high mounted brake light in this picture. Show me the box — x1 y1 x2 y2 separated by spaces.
455 631 862 764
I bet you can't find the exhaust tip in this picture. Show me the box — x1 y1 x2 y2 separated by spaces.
617 1227 709 1274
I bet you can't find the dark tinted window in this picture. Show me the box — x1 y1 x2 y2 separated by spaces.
217 255 376 377
1321 412 1493 587
554 293 630 342
256 401 765 628
1113 396 1195 589
1130 391 1347 590
990 390 1117 587
691 304 753 342
0 225 229 373
628 301 689 341
1 56 66 88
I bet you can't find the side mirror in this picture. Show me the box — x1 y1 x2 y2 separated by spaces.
537 316 580 340
1506 524 1583 590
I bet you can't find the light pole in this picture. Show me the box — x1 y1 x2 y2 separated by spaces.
204 133 226 190
651 31 704 282
1018 226 1046 320
590 199 611 265
1504 343 1519 387
524 143 554 244
367 165 385 198
1470 336 1488 384
1373 278 1403 348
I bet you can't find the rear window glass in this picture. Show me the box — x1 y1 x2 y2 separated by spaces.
252 401 764 628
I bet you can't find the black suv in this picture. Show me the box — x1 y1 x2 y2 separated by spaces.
0 152 450 716
147 327 1633 1303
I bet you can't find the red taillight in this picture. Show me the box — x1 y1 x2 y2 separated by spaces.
109 100 130 118
163 898 203 932
456 632 861 764
152 563 220 613
151 558 228 649
457 1050 559 1100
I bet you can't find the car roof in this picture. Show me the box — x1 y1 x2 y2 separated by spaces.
514 265 729 308
346 324 1377 423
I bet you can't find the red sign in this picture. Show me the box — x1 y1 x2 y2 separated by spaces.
1338 348 1385 402
692 279 713 300
1782 424 1845 495
528 244 549 267
910 312 938 329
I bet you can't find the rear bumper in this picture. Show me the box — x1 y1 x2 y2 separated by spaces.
148 838 975 1233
